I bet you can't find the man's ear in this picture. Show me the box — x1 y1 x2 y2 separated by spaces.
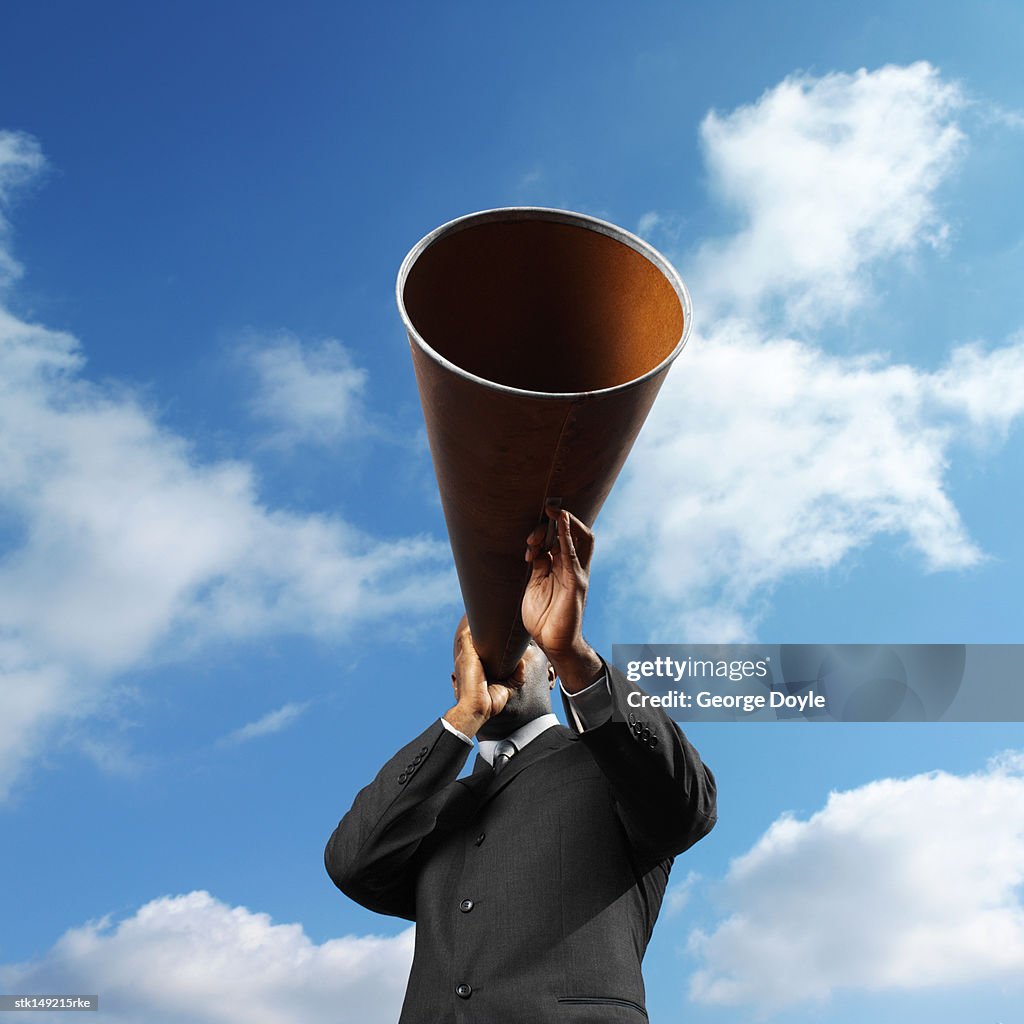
451 671 458 697
547 664 557 689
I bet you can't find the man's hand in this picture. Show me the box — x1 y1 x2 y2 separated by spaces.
443 618 513 738
523 506 604 693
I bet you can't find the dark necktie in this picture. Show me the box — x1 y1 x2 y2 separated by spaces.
492 739 517 775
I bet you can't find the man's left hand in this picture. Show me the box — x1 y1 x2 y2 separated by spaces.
523 506 604 693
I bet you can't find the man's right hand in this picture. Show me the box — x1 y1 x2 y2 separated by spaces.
443 618 512 739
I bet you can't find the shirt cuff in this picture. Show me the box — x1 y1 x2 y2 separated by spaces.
440 716 473 746
561 670 613 732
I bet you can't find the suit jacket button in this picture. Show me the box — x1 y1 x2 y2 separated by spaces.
627 712 636 726
419 746 429 755
475 833 486 846
459 898 474 912
456 984 472 999
397 773 407 784
650 734 659 748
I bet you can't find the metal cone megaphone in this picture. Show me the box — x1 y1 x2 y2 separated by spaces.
397 208 691 680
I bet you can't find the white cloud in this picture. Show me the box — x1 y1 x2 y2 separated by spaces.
0 891 414 1024
603 63 1024 640
693 62 964 327
244 334 368 446
605 323 1024 640
0 141 455 801
663 869 700 918
220 702 310 745
687 754 1024 1011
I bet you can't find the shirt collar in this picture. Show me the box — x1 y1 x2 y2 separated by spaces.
476 713 559 766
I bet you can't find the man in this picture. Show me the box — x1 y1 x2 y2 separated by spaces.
325 507 717 1022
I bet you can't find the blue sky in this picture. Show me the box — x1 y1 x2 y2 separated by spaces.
1 3 1022 1022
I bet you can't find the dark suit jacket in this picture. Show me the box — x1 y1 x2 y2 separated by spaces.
325 660 717 1023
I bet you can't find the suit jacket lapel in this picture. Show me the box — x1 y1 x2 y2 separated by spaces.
455 725 578 813
453 751 494 807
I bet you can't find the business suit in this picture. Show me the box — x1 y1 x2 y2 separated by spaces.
325 659 717 1023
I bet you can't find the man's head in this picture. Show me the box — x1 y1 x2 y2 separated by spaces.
451 615 556 740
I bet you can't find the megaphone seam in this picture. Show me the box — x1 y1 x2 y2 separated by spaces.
493 399 579 679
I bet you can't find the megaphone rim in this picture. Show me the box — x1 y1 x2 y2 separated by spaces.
396 206 693 401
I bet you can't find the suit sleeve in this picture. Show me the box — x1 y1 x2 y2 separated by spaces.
561 656 718 863
324 719 472 920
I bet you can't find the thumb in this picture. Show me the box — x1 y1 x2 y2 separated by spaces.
487 682 512 716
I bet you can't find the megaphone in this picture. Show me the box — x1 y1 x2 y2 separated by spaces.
397 208 691 679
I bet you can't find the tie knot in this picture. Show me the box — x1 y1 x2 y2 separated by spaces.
492 739 517 774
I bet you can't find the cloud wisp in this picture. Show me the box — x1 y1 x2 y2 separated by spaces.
0 130 45 289
219 702 311 746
